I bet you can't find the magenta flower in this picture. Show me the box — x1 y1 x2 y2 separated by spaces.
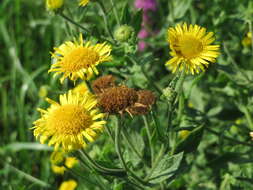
134 0 157 11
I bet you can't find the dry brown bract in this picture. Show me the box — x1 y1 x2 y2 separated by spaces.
94 75 156 116
92 75 116 94
98 86 138 114
128 90 156 115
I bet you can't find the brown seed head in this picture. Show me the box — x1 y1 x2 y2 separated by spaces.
128 90 156 115
136 90 156 106
98 86 138 114
92 75 116 94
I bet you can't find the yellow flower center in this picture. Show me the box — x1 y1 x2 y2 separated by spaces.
177 35 203 59
62 47 99 72
47 105 93 135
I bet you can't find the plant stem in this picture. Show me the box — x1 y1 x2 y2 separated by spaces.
142 115 154 167
206 128 253 147
78 149 126 176
126 55 162 94
96 1 115 41
242 106 253 130
115 117 148 187
144 144 165 180
59 12 91 34
110 0 120 25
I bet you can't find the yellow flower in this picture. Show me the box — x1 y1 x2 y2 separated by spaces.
49 34 112 83
72 82 89 95
59 180 77 190
32 90 106 151
39 85 48 98
242 32 252 47
250 132 253 140
178 130 190 140
52 165 66 175
79 0 89 7
50 150 65 164
46 0 64 11
166 23 220 74
65 157 79 168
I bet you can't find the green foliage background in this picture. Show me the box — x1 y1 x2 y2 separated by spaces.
1 0 253 189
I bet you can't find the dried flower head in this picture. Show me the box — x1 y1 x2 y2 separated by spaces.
128 90 156 115
98 86 138 114
92 75 116 94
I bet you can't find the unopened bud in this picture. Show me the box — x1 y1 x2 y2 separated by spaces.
114 25 135 42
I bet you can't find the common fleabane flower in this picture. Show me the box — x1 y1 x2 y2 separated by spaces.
166 23 220 74
49 34 112 83
32 90 106 151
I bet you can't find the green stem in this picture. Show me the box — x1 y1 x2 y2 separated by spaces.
242 106 253 130
127 55 162 94
223 42 251 82
110 0 120 25
115 117 148 187
78 149 126 176
247 20 253 57
142 115 154 167
144 144 165 180
105 125 114 142
59 13 91 34
206 128 253 147
121 128 150 167
96 1 115 41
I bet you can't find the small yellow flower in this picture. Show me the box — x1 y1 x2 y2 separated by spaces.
235 118 242 125
50 151 65 165
46 0 64 11
52 165 66 175
65 157 79 168
250 132 253 140
49 34 112 83
39 85 48 98
72 82 89 95
242 32 252 47
178 130 190 140
79 0 89 7
166 23 220 74
59 180 78 190
32 90 106 151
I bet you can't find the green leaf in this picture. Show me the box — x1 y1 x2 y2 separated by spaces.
174 124 204 154
121 2 131 24
130 9 143 33
169 0 192 20
148 152 184 184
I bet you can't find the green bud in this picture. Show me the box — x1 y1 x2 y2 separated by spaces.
162 87 176 102
114 25 135 42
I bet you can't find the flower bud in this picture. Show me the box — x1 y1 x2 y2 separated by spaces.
114 25 135 42
46 0 64 11
178 130 190 140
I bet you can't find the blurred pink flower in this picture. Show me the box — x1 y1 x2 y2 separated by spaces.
138 28 149 39
135 0 157 11
138 41 147 51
